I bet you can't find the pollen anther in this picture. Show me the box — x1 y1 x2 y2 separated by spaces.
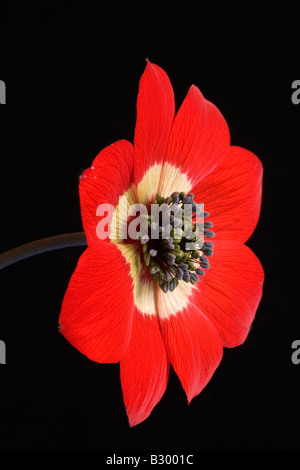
139 191 214 292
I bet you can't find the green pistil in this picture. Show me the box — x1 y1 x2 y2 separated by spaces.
140 191 215 293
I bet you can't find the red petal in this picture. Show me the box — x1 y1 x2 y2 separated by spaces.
165 85 230 187
133 61 175 186
120 308 169 426
79 140 134 246
193 146 263 243
193 240 264 348
59 241 134 363
158 305 223 404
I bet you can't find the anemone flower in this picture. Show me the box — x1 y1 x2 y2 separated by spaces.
59 61 264 427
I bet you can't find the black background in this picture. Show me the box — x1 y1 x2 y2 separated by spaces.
0 3 299 452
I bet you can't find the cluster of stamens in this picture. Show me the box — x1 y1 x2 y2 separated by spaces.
139 191 214 293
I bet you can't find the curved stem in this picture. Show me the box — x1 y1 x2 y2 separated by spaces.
0 232 87 270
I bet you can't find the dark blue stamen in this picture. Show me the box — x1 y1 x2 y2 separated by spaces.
195 268 205 276
202 246 214 257
140 190 215 292
204 229 215 238
204 221 214 229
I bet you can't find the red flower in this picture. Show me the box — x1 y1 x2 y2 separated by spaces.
59 61 264 426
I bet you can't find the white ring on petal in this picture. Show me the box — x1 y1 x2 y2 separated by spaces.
111 163 194 316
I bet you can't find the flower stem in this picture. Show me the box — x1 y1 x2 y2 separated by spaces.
0 232 87 270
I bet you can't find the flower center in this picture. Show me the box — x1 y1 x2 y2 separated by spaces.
139 191 214 293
